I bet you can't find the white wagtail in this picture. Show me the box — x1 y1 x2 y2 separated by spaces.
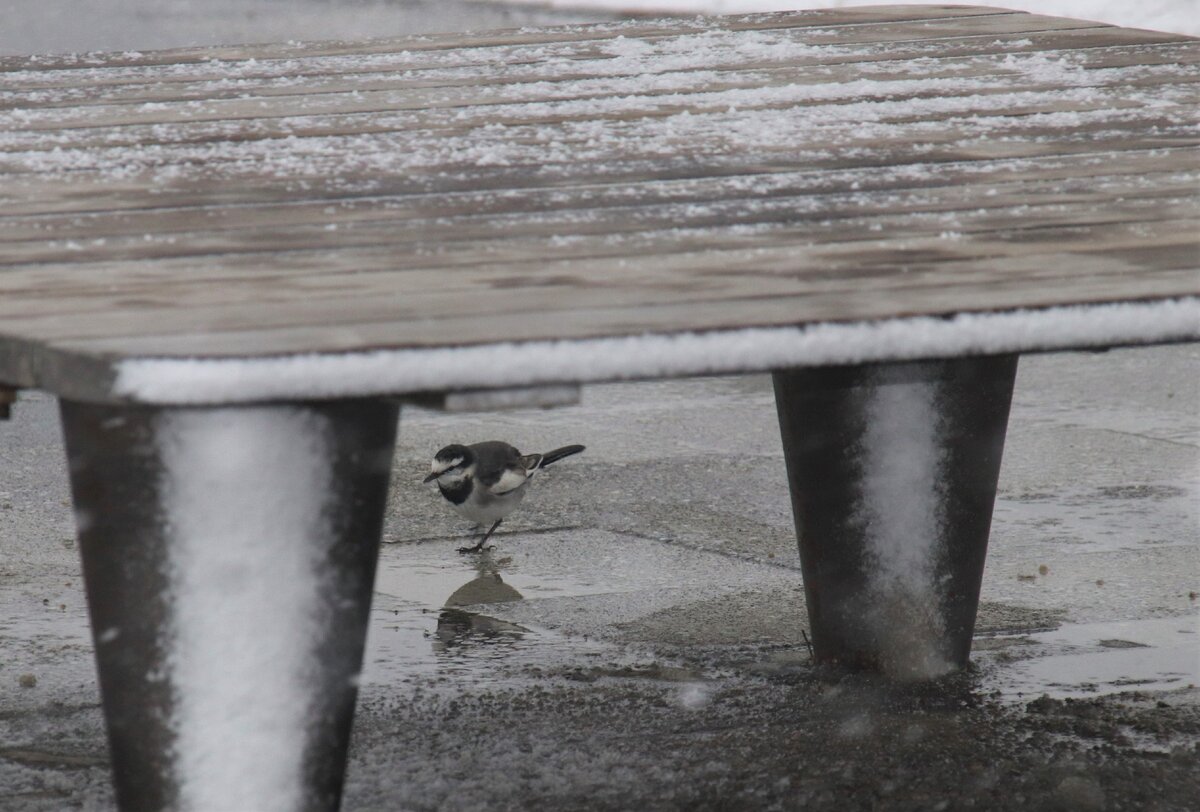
424 441 585 553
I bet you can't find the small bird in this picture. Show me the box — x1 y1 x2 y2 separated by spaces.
424 441 585 553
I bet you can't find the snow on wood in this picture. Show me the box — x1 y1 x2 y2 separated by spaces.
113 297 1200 405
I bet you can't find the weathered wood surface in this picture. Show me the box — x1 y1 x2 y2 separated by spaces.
0 5 1197 402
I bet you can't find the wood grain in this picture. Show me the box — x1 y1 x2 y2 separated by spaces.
1 148 1189 245
0 14 1125 110
3 27 1176 137
0 6 1197 402
0 7 1029 76
4 42 1193 159
4 215 1194 340
6 36 1194 125
0 168 1193 269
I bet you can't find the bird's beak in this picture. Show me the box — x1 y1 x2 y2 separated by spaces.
423 471 440 484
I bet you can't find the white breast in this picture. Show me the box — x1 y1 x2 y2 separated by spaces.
453 480 529 525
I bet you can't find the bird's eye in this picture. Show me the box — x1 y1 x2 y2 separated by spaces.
431 456 466 476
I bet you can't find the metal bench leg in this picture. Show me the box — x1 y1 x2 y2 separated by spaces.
60 398 398 811
773 356 1017 679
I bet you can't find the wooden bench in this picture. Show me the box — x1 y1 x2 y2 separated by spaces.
1 5 1196 809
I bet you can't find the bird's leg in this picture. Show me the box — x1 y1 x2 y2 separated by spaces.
457 519 502 554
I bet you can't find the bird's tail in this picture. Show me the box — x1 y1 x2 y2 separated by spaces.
538 444 586 467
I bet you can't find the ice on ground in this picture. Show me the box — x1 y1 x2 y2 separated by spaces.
992 615 1200 702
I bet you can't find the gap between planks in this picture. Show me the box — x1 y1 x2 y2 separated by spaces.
0 166 1194 268
4 36 1194 152
3 217 1194 344
3 23 1166 134
3 134 1196 220
0 147 1192 245
0 16 1133 112
3 73 1194 182
0 7 1027 77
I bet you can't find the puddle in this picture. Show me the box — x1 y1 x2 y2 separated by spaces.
369 534 1198 705
362 540 625 689
989 615 1199 700
363 529 804 689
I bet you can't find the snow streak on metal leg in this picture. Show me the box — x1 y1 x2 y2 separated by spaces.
856 365 951 678
773 356 1017 678
60 398 398 811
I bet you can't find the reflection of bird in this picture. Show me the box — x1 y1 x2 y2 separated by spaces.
444 571 523 607
433 563 528 653
424 441 585 553
433 609 528 652
434 563 528 651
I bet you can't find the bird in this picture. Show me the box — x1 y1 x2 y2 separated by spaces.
423 441 585 553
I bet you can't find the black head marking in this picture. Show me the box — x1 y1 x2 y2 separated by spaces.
425 443 476 484
433 443 474 468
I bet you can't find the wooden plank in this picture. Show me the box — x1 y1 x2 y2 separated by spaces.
7 35 1193 119
4 23 1172 135
3 123 1195 221
5 257 1190 400
2 216 1194 342
0 166 1193 269
2 143 1194 237
8 38 1189 139
4 39 1194 157
0 13 1127 111
35 260 1200 359
2 121 1192 238
0 10 1049 96
0 7 1026 75
4 44 1195 202
1 147 1190 245
4 203 1193 318
5 199 1192 305
410 385 582 412
5 232 1195 344
4 57 1195 181
3 80 1193 195
1 160 1193 267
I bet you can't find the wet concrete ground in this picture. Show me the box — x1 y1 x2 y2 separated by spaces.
1 2 1198 808
2 346 1197 810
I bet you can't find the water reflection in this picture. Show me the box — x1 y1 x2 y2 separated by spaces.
365 541 622 688
432 609 528 653
432 559 530 655
444 562 524 607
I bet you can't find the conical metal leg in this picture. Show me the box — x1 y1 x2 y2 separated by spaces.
61 398 398 811
773 356 1017 679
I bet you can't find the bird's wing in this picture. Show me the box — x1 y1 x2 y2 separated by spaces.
491 466 531 495
519 453 545 472
470 441 522 488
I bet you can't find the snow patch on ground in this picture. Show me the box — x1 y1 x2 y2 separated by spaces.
114 297 1200 404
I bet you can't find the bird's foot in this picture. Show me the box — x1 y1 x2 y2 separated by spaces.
456 543 495 554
